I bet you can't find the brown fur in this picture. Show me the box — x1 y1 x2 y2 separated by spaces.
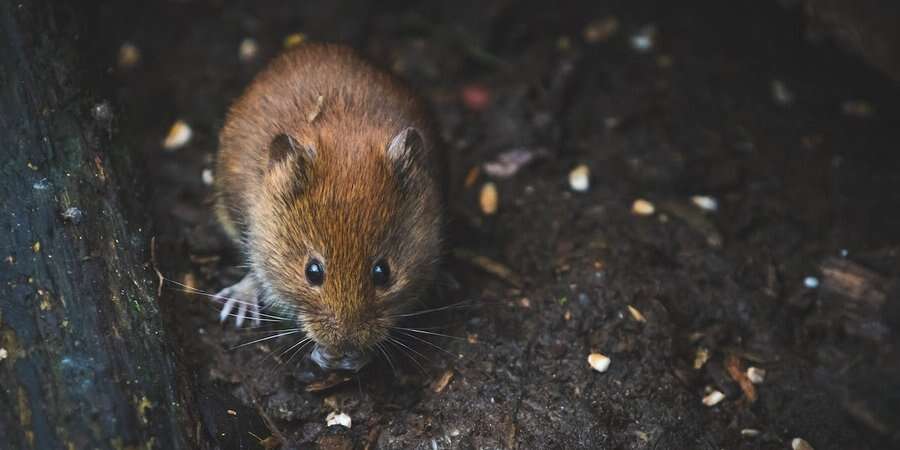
215 44 442 354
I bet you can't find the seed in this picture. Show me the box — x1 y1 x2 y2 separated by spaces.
746 366 766 384
238 38 258 61
702 390 725 406
694 347 709 369
588 353 611 373
741 429 760 437
583 17 619 44
283 33 306 48
631 198 655 215
803 276 819 289
568 164 590 192
325 411 351 428
162 120 192 150
202 169 214 186
791 438 814 450
690 195 718 211
479 182 498 215
627 305 646 323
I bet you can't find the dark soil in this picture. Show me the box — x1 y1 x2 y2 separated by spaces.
106 1 899 448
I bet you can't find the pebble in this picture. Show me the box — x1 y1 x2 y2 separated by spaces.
792 438 814 450
702 390 725 406
694 347 710 369
325 411 351 428
239 38 259 61
202 168 214 186
803 276 819 289
479 182 498 215
118 42 141 68
162 120 192 150
568 164 590 192
771 79 794 106
588 353 611 373
0 348 7 361
746 366 766 384
690 195 718 211
631 199 655 216
62 207 84 224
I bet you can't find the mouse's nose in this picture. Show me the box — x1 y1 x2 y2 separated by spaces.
310 346 371 371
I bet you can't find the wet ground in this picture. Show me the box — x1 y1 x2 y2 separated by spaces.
108 1 899 448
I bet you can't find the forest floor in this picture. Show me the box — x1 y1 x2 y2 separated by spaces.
109 1 899 448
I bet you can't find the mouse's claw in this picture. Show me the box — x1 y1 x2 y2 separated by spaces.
215 274 261 327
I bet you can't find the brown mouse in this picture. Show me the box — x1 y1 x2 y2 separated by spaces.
213 43 443 371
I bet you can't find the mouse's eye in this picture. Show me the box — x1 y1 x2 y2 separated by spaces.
372 260 390 287
305 259 325 286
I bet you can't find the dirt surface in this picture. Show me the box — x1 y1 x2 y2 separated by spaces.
106 1 899 448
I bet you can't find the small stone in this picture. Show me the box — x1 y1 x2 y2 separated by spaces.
226 409 237 416
118 42 141 68
631 199 655 216
479 182 498 215
283 33 307 48
771 79 794 106
162 120 192 150
702 390 725 406
325 411 351 428
568 164 590 192
583 17 619 44
803 276 819 289
792 438 814 450
627 305 646 323
630 25 655 52
202 169 214 186
62 207 84 224
741 429 760 437
588 353 611 373
518 298 531 308
690 195 718 211
0 348 7 361
746 366 766 384
239 38 259 61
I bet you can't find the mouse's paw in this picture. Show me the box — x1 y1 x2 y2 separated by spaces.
215 274 261 327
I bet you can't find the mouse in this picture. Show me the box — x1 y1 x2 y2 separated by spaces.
213 43 443 371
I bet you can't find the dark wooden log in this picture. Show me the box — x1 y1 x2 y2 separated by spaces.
0 1 191 448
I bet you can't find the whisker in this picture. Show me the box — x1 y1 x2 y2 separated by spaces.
283 338 315 366
230 329 303 350
277 337 312 362
395 330 456 357
163 278 290 321
392 327 468 341
387 336 430 373
387 300 477 319
375 342 398 376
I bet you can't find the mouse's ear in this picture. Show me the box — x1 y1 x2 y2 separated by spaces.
386 127 424 173
268 133 315 168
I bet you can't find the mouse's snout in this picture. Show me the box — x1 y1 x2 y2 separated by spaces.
310 346 372 371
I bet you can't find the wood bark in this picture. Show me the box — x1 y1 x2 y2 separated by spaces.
0 1 190 448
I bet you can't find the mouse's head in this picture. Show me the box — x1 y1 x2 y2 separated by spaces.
248 126 441 371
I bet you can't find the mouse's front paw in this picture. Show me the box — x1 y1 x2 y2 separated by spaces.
215 274 261 327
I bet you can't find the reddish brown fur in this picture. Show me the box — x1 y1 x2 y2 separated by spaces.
215 44 442 355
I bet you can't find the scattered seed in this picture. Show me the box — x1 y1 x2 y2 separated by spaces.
239 38 259 61
690 195 718 211
741 429 760 437
632 198 655 216
325 411 351 428
518 298 531 308
588 353 611 373
702 390 725 406
162 120 192 150
771 79 794 106
803 276 819 289
627 305 646 323
568 164 590 192
842 100 873 118
483 148 546 178
467 334 478 344
630 25 655 52
791 438 814 450
118 42 141 69
746 366 766 384
283 33 306 48
432 370 455 393
27 162 38 171
583 17 619 43
564 310 572 321
0 348 7 361
693 347 709 370
479 182 498 215
202 169 214 186
227 409 237 416
32 242 41 253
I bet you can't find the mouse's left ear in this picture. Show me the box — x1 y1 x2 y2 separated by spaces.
386 127 425 173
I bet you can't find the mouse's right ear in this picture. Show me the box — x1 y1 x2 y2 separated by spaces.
268 133 315 169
